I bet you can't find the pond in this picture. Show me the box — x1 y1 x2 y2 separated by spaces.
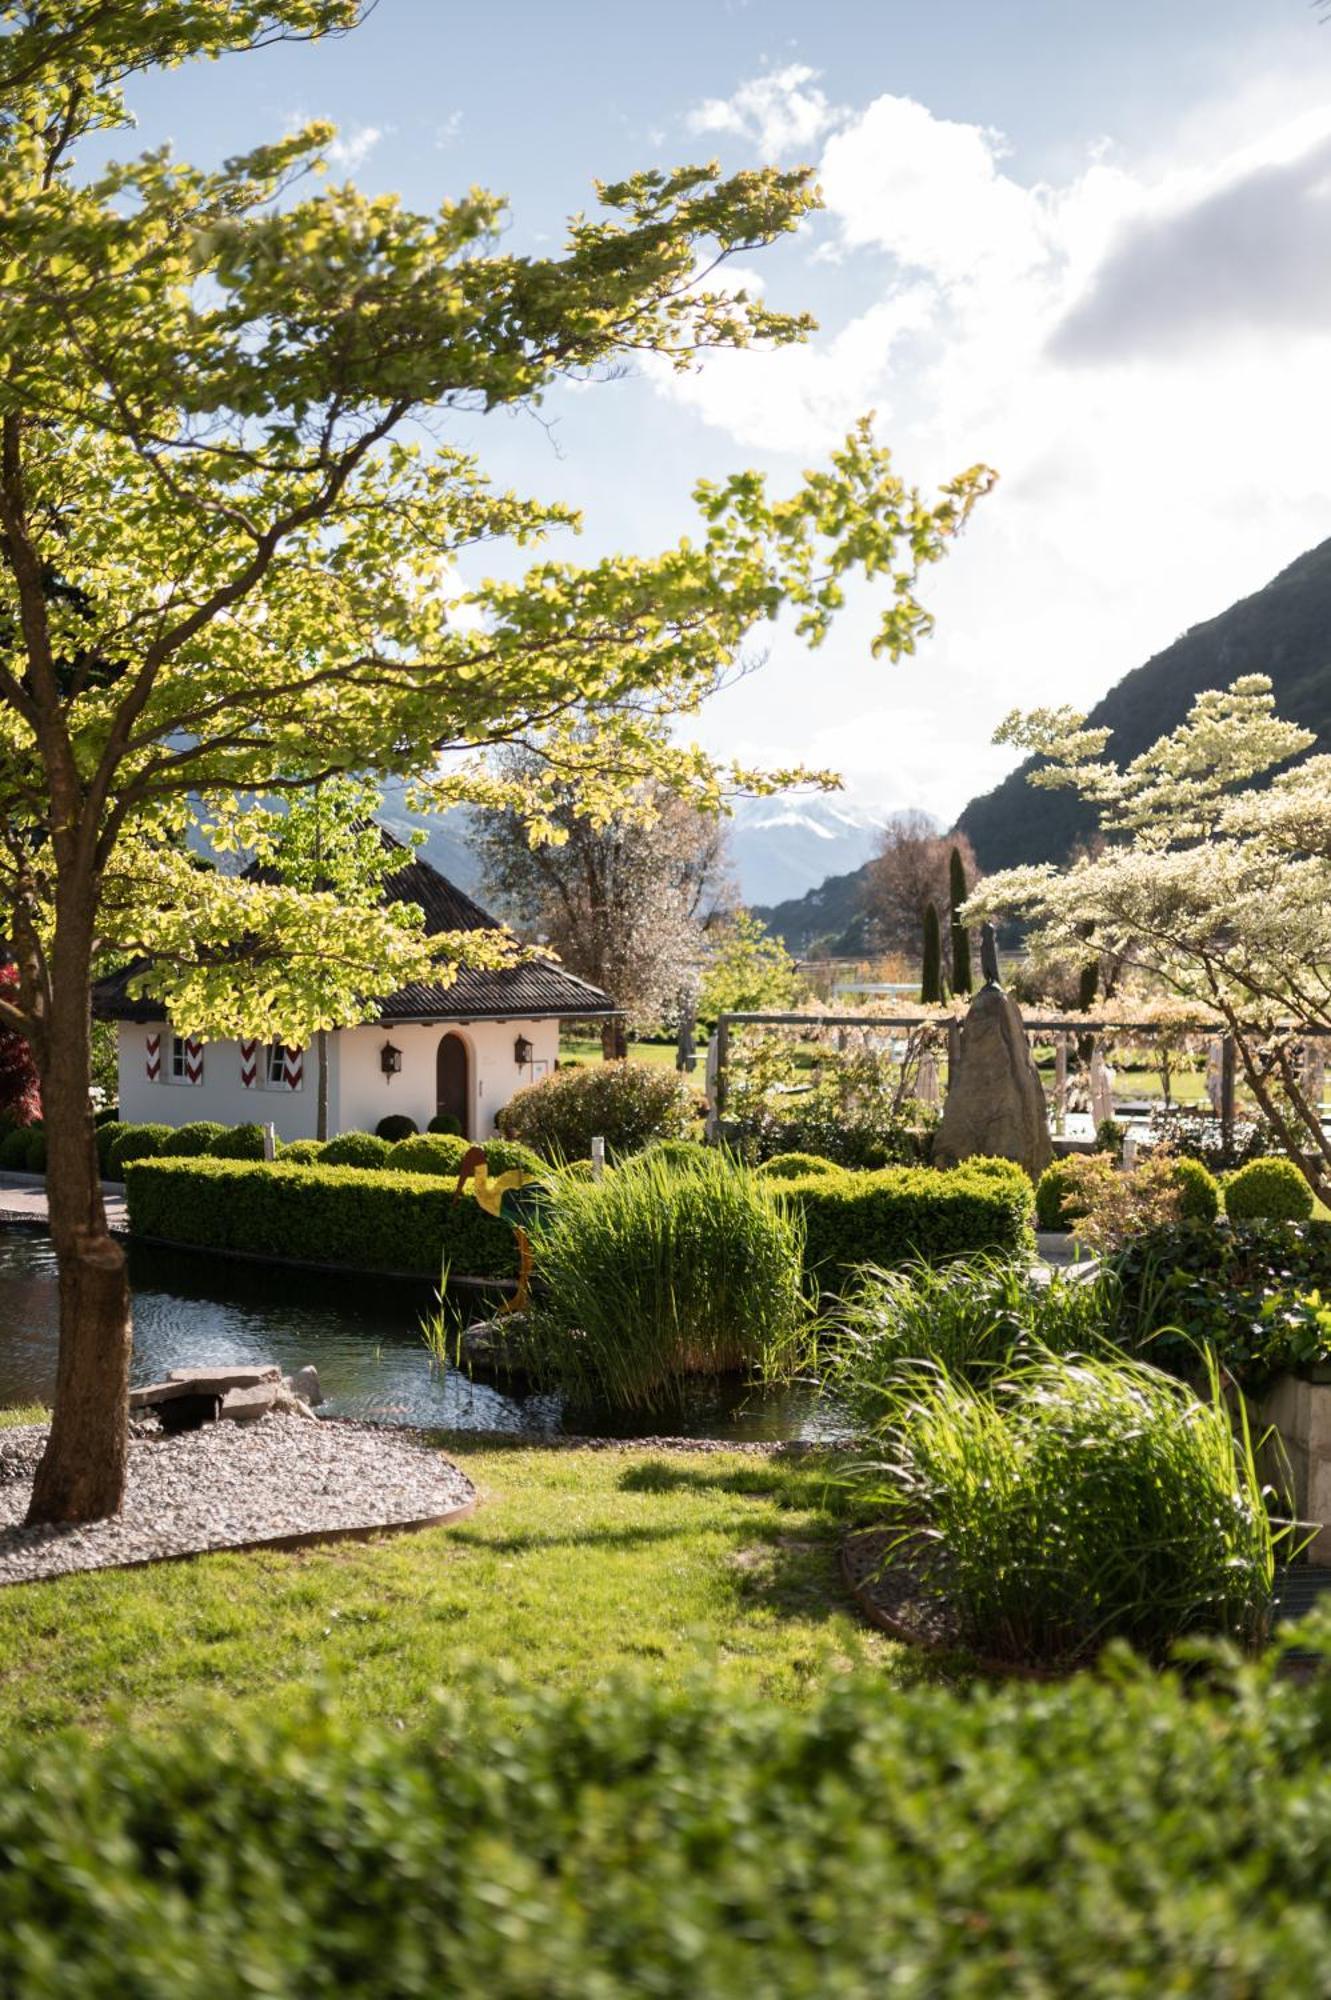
0 1230 848 1442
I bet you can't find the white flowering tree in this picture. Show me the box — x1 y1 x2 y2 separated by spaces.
966 676 1331 1198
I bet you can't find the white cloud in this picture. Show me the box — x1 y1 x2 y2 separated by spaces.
657 77 1331 821
435 111 463 148
687 63 842 160
327 123 384 172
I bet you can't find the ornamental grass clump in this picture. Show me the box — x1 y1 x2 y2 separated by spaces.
523 1150 807 1410
825 1253 1117 1426
860 1352 1282 1667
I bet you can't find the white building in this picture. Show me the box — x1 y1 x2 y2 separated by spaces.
94 841 619 1143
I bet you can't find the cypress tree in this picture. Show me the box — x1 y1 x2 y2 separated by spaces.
948 846 972 996
921 900 944 1004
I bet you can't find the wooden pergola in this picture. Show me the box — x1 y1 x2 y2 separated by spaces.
710 1009 1331 1140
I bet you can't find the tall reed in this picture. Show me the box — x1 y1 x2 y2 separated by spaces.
825 1253 1118 1429
858 1351 1284 1666
521 1151 808 1411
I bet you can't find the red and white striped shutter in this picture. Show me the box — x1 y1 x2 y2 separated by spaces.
184 1036 203 1086
282 1044 304 1091
240 1038 259 1089
145 1032 161 1082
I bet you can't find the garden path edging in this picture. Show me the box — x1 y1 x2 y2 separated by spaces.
0 1415 477 1586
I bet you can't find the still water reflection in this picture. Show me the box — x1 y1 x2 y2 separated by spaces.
0 1230 846 1441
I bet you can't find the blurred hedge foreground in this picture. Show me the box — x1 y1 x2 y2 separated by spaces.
8 1647 1331 1996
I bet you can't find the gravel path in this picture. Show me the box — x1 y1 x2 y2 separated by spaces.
0 1416 474 1585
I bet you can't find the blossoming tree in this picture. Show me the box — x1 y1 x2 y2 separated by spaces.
968 676 1331 1198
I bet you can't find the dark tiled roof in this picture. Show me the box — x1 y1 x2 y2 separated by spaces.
92 830 619 1024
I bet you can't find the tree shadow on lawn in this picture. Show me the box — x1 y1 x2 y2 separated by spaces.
607 1455 870 1631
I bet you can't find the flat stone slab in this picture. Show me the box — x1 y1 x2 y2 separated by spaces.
167 1366 281 1391
0 1417 475 1585
219 1383 279 1424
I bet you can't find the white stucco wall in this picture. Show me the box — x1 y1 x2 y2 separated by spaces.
116 1022 325 1143
333 1018 560 1138
116 1015 561 1141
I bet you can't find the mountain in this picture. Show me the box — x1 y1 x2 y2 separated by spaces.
750 858 876 956
376 795 482 893
726 794 898 907
957 536 1331 872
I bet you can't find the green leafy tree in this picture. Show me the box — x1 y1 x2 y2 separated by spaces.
948 846 972 997
254 779 414 1139
0 2 991 1522
920 902 944 1004
698 912 801 1023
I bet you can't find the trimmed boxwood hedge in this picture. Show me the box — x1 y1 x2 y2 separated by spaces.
125 1157 520 1279
207 1120 268 1161
1225 1155 1315 1223
375 1113 419 1143
776 1161 1034 1278
319 1130 391 1170
756 1151 843 1181
385 1131 471 1176
8 1663 1331 1994
157 1119 228 1158
107 1122 174 1176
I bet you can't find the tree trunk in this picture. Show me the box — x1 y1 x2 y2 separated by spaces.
601 1018 627 1061
25 921 131 1525
316 1027 329 1142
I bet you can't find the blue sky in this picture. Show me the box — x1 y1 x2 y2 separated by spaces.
117 0 1331 825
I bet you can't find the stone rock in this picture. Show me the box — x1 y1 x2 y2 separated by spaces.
933 983 1053 1179
283 1365 324 1407
219 1383 280 1424
269 1385 319 1421
167 1366 280 1391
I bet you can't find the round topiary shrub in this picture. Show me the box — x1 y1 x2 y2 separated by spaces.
279 1139 325 1165
158 1120 227 1158
1036 1162 1087 1231
384 1132 471 1177
208 1122 268 1161
427 1111 462 1136
95 1119 127 1176
319 1130 391 1170
756 1152 843 1182
496 1060 692 1162
0 1126 32 1171
637 1139 714 1173
1224 1156 1314 1223
478 1138 545 1178
375 1114 419 1144
93 1104 120 1128
1171 1155 1220 1223
107 1123 174 1176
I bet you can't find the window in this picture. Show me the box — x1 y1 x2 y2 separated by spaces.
266 1041 304 1091
171 1035 188 1081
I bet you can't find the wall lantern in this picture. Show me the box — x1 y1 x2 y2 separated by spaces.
380 1040 403 1080
514 1034 533 1068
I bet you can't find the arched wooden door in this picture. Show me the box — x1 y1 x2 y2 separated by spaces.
436 1032 470 1136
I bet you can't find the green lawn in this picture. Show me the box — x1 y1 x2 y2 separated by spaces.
0 1437 891 1738
559 1033 681 1068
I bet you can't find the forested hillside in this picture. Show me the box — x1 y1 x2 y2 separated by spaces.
957 537 1331 870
